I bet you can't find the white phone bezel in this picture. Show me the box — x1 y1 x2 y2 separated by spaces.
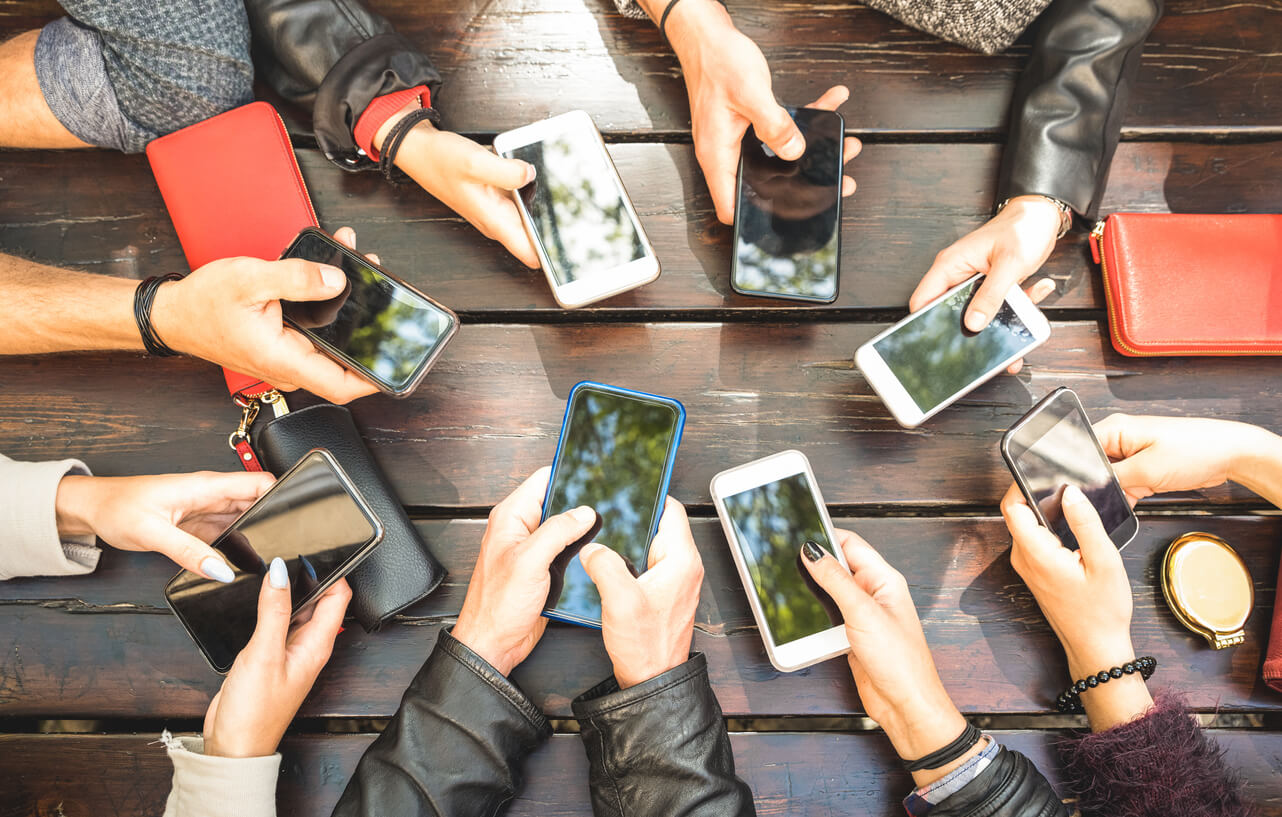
710 450 851 673
855 273 1052 428
492 110 660 308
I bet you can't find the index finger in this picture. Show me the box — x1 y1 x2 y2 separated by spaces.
695 118 746 225
999 483 1061 567
803 85 850 112
646 497 699 569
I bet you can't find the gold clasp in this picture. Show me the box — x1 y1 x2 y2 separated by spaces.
228 397 261 451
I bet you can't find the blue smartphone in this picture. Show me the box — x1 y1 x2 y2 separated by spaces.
541 381 686 628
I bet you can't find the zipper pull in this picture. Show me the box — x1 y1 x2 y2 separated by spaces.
1089 220 1106 265
261 390 290 419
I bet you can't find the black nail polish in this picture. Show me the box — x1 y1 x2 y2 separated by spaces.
801 540 825 562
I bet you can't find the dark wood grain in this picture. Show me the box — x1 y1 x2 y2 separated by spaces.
4 141 1280 315
1 516 1276 719
4 729 1281 817
0 322 1278 509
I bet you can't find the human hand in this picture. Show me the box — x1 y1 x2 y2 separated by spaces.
1093 414 1282 504
55 470 275 581
452 467 598 676
204 560 351 757
662 0 856 224
910 195 1062 373
1001 483 1153 729
384 116 540 269
579 498 703 688
800 532 966 768
152 227 381 404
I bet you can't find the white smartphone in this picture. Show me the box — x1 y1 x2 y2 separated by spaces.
855 274 1052 427
710 450 851 673
493 110 660 308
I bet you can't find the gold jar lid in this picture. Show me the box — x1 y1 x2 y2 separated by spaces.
1161 532 1253 649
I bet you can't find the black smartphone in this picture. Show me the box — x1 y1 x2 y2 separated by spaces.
165 449 384 673
541 381 685 628
732 107 844 303
279 227 459 397
1001 388 1138 550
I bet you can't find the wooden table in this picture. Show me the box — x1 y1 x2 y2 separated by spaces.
2 0 1281 813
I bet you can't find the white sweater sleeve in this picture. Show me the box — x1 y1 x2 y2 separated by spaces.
0 453 100 580
161 732 281 817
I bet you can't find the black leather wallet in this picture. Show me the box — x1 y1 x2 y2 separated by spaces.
252 403 445 631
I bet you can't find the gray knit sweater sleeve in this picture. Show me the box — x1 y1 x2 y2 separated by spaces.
610 0 650 20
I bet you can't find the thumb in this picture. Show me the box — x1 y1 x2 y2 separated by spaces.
1060 486 1122 573
964 253 1029 333
245 557 292 659
579 543 641 600
798 541 868 623
250 258 346 305
467 149 537 190
747 93 804 161
147 523 236 583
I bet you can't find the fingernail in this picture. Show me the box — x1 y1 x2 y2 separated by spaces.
801 540 825 562
320 265 345 290
781 134 805 158
569 505 596 525
965 309 987 332
1062 485 1085 506
201 556 234 584
523 163 537 184
268 557 289 589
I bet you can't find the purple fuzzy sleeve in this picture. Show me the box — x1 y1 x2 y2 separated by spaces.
1059 691 1258 817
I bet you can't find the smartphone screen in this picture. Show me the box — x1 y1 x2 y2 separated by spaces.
166 451 381 672
733 108 843 302
543 384 683 625
721 473 842 645
873 276 1038 413
502 124 645 286
1006 390 1135 550
280 230 457 394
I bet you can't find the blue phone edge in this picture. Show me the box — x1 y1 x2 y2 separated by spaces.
539 380 687 629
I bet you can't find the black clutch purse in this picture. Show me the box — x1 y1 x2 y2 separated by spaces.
252 403 445 631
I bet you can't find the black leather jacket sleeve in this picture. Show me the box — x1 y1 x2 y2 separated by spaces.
241 0 442 168
329 629 552 817
930 742 1069 817
996 0 1163 220
571 654 756 817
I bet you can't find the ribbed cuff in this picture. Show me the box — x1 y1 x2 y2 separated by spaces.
353 86 429 161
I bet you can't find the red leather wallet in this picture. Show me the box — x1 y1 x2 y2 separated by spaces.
1091 213 1282 356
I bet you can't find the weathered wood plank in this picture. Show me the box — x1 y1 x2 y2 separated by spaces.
4 729 1281 817
0 322 1277 509
6 0 1277 135
1 516 1277 719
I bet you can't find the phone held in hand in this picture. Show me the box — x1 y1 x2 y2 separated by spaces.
165 449 384 673
541 382 685 628
855 273 1051 427
279 227 459 397
732 108 844 303
493 110 660 308
711 450 849 672
1002 387 1138 551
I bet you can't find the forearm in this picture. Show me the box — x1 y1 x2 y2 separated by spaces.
0 254 142 354
1229 425 1282 508
0 30 90 149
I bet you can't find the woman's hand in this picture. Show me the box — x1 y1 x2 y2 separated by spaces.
204 560 351 758
579 498 704 689
55 470 275 581
1001 483 1153 730
909 195 1061 373
452 467 598 676
800 532 968 778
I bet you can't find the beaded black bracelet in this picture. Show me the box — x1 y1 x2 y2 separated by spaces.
902 721 982 772
378 106 441 183
1055 656 1157 714
133 273 183 357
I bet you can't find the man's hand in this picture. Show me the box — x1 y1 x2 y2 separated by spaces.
452 467 598 675
660 0 857 224
579 498 704 689
204 562 351 757
151 227 381 404
55 470 275 581
909 196 1061 373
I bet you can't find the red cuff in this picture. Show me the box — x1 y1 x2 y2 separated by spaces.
354 85 431 161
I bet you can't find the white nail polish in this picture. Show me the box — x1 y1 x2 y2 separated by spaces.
201 557 234 584
268 557 289 589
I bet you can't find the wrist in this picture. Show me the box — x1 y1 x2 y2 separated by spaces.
204 733 275 759
873 688 967 763
371 98 427 155
147 278 190 356
663 0 733 57
1227 425 1282 489
54 475 101 537
1063 636 1137 681
1000 194 1069 237
450 621 516 677
615 654 686 690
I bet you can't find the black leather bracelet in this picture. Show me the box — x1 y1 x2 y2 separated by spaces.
378 106 441 183
133 273 183 357
659 0 727 44
901 721 982 772
1055 656 1156 714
